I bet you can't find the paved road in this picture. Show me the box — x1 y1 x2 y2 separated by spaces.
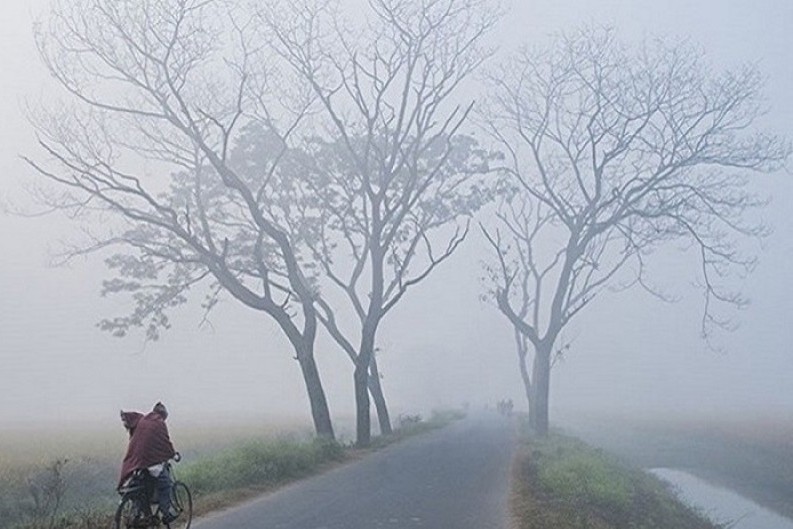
193 413 516 529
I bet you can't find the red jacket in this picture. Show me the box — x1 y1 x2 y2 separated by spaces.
118 411 176 488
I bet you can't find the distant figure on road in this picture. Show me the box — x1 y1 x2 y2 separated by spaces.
119 402 180 524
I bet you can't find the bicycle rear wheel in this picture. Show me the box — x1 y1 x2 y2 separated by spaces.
167 481 192 529
114 495 147 529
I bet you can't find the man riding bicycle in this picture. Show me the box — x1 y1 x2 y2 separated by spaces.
119 402 180 525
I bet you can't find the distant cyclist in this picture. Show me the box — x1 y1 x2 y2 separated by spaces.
119 402 180 524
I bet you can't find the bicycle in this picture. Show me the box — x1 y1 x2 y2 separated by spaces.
114 457 192 529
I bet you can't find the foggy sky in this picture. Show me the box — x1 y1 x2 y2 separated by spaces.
1 0 792 430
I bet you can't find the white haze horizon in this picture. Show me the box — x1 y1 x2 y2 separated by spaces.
1 0 792 432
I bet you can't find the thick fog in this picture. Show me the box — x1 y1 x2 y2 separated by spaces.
1 0 791 431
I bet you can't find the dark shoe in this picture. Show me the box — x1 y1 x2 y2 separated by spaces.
161 511 179 525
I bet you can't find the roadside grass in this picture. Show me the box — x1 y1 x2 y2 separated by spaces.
182 437 346 493
511 428 723 529
5 411 463 529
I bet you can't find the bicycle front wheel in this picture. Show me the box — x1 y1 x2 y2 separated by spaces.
167 481 192 529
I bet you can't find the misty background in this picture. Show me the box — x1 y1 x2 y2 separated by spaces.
1 0 791 431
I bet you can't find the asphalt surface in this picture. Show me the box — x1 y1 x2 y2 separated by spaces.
193 413 516 529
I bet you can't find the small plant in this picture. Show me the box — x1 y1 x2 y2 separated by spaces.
25 459 69 529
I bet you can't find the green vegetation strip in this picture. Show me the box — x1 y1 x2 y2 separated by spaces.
178 437 346 515
511 431 722 529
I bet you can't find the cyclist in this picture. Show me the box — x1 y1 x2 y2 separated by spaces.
119 402 180 524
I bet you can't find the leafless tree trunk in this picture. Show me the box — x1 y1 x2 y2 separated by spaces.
369 355 392 436
514 328 534 429
481 28 789 436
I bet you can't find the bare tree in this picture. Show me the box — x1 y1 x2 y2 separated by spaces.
480 28 790 436
26 0 337 438
259 0 499 446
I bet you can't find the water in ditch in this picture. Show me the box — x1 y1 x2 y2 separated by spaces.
649 468 793 529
